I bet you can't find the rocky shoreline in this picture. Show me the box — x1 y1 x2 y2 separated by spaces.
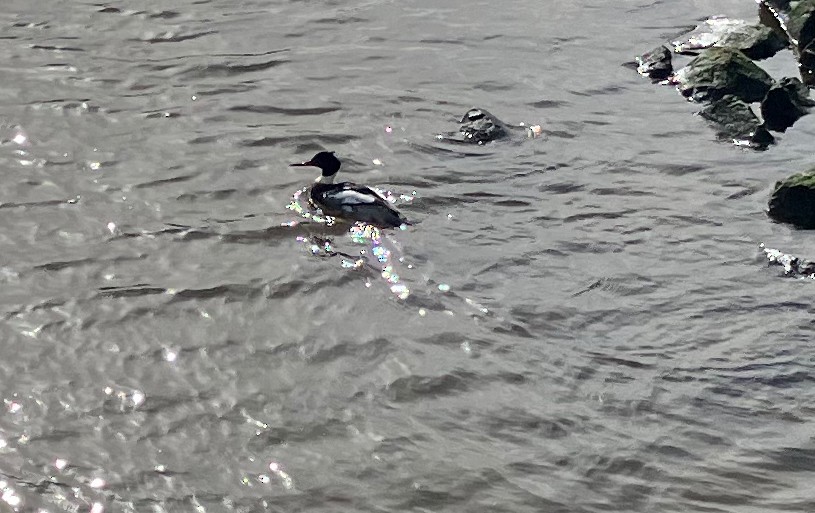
636 2 815 262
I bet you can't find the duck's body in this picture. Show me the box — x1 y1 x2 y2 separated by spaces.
292 152 410 228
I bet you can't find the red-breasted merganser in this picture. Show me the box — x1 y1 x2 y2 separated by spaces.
290 151 410 228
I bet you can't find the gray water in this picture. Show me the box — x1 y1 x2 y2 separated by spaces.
1 1 815 511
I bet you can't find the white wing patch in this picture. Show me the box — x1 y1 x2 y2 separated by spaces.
332 190 377 205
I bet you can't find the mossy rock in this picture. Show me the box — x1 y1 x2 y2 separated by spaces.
672 18 787 60
699 95 774 148
717 23 788 60
768 169 815 228
636 45 672 81
675 47 774 102
787 0 815 50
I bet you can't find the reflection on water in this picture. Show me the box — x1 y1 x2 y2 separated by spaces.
287 185 414 299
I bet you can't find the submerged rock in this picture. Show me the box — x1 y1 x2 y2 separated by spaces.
761 77 815 131
636 45 673 81
457 108 509 144
699 95 774 148
436 108 542 145
673 17 787 60
768 169 815 228
674 47 775 102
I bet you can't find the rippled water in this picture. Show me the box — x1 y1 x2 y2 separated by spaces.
2 1 815 511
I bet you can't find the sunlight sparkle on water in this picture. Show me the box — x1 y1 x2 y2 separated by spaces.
131 390 145 406
390 283 410 299
55 458 67 470
287 188 335 225
269 462 294 490
1 481 21 507
289 192 412 300
12 132 27 145
90 502 104 513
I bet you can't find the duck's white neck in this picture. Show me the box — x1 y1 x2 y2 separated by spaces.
315 174 335 184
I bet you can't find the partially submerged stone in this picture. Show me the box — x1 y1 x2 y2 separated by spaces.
761 77 815 131
699 95 774 148
456 108 508 144
758 0 815 83
789 0 815 84
768 169 815 228
673 17 787 59
785 0 815 48
673 17 748 53
674 47 775 102
717 23 788 59
636 45 673 81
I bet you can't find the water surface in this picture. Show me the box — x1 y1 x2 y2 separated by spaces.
1 1 814 511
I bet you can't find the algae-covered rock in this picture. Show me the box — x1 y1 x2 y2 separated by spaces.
674 47 775 102
761 77 815 131
636 45 673 81
699 95 774 148
768 170 815 228
672 17 788 60
717 22 788 59
789 0 815 84
785 0 815 48
760 0 815 83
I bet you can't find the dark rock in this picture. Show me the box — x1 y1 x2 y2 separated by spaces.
758 1 789 38
761 77 815 131
768 169 815 228
458 108 508 144
699 95 774 149
674 47 775 102
761 0 815 83
672 17 787 59
437 108 510 145
635 45 672 81
786 0 815 49
717 23 788 59
764 0 791 10
791 0 815 84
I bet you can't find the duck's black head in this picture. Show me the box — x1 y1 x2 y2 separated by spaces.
290 151 341 177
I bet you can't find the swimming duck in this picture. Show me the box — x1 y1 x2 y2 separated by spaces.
290 151 410 228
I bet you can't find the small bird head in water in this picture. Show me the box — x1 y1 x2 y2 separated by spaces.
290 151 341 182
